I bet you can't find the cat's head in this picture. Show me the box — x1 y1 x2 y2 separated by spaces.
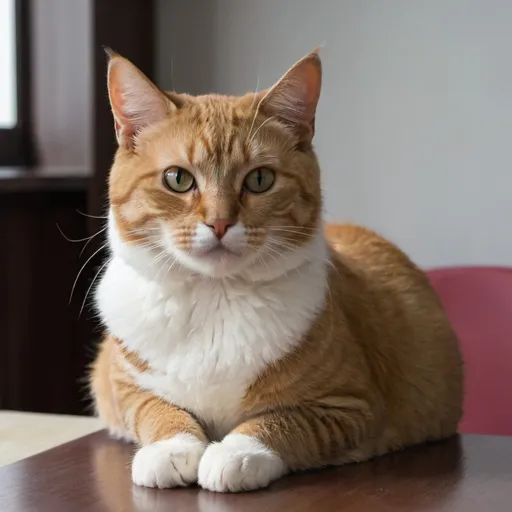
106 49 324 279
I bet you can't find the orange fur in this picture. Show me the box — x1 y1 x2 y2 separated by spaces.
238 225 463 469
90 49 463 490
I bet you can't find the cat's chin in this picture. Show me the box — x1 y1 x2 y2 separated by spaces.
176 248 250 279
196 246 238 259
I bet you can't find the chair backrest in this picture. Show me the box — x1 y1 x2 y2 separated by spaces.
427 267 512 436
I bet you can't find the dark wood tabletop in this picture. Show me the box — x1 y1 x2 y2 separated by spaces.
1 430 511 512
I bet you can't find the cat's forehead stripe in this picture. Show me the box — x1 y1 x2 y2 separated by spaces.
185 129 251 172
186 138 196 165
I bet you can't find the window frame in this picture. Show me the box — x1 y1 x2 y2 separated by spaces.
0 0 34 166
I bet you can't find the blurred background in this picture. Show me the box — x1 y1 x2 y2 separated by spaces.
0 0 510 417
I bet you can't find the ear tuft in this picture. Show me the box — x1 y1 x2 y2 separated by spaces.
258 49 322 143
107 54 175 149
103 46 118 60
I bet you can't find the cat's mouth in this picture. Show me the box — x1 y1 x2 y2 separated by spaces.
195 245 239 259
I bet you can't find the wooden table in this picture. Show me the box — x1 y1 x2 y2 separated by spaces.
0 431 511 511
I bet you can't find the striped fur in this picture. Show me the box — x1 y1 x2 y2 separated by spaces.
90 50 463 492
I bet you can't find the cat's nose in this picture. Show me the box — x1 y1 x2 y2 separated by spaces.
206 219 234 239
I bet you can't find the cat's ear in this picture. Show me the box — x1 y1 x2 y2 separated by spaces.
258 49 322 143
106 49 176 149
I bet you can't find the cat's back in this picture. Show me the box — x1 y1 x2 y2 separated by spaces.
326 223 443 301
326 223 422 275
325 222 460 351
324 223 464 442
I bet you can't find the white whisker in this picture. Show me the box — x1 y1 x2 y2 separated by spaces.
270 235 309 245
248 72 261 112
268 225 318 233
70 242 109 303
269 229 317 235
57 224 107 244
259 247 280 266
266 237 297 251
124 227 162 236
246 103 260 143
162 253 181 282
246 63 265 143
261 243 285 260
324 256 343 282
249 115 277 145
154 253 174 282
136 241 163 251
76 209 108 220
258 245 290 277
139 249 169 280
79 258 111 317
80 228 108 256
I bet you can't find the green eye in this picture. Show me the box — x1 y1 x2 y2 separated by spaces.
163 167 195 193
243 168 275 194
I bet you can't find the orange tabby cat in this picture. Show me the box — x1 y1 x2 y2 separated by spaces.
90 48 463 493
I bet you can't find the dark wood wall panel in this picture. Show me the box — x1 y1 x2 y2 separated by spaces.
90 0 155 233
0 190 97 414
0 1 155 415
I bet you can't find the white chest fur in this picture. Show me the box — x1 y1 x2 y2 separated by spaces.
96 233 327 439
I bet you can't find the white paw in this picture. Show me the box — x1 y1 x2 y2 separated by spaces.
198 434 287 493
131 434 206 488
108 426 135 443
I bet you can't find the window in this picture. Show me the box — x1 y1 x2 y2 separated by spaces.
0 0 33 165
0 0 17 129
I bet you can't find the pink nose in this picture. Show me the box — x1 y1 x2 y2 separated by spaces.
206 220 233 239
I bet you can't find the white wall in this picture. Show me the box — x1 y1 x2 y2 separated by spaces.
156 0 512 268
31 0 92 171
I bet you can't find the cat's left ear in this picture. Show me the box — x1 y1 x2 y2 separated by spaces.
257 49 322 143
106 49 176 149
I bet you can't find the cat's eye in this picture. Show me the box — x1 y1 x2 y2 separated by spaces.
243 168 275 194
163 167 195 193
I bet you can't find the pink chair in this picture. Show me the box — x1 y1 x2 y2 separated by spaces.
427 267 512 436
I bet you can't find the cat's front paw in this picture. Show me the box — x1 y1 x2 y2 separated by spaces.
132 434 206 488
198 434 287 493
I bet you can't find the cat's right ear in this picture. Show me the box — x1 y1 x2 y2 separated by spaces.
256 49 322 144
106 49 176 149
